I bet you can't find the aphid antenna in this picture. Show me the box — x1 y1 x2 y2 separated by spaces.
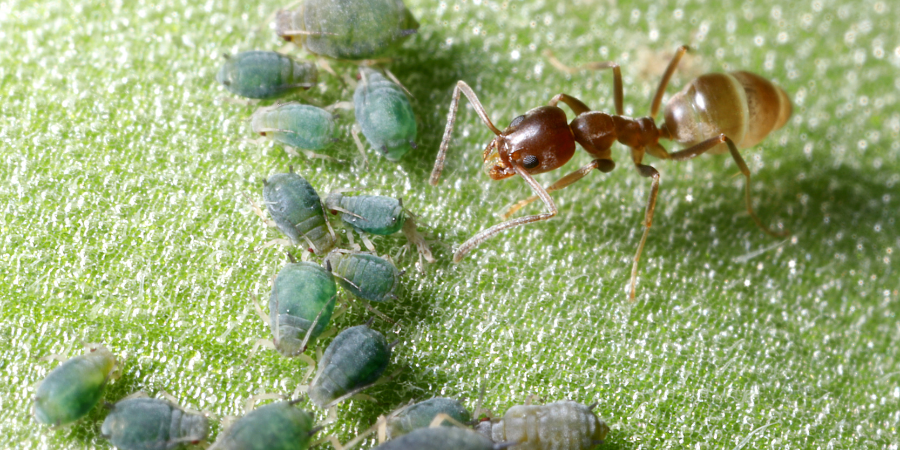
296 294 336 356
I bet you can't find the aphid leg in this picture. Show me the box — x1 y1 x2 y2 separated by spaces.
523 394 544 405
401 215 435 266
383 68 415 99
629 159 661 302
257 238 294 252
427 413 470 429
358 231 376 253
317 56 338 77
430 81 503 186
666 135 789 237
295 294 337 358
350 126 371 169
649 45 689 118
544 51 624 115
123 391 150 400
377 414 389 443
501 158 615 219
330 205 365 220
453 164 558 263
244 393 285 414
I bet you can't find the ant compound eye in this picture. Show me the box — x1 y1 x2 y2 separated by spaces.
522 154 540 169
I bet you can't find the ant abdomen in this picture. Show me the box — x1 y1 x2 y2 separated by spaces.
662 71 792 153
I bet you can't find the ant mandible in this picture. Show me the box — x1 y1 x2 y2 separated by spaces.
430 46 791 300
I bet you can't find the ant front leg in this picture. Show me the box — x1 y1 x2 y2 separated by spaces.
430 81 503 186
501 158 615 219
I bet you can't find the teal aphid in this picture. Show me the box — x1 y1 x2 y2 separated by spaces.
308 324 391 408
324 192 405 236
217 51 317 99
354 68 417 160
251 103 337 151
101 397 209 450
385 398 472 439
263 170 335 255
269 261 338 356
209 401 314 450
325 251 400 303
276 0 419 60
372 427 497 450
33 345 117 426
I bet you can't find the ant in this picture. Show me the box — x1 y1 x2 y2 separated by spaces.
430 46 792 300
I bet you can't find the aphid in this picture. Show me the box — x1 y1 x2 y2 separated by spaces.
209 400 315 450
308 323 392 408
431 45 791 300
474 400 610 450
263 167 336 255
251 103 337 154
325 250 400 303
217 51 318 99
371 427 498 450
353 67 417 161
33 344 117 426
383 398 472 440
101 397 209 450
275 0 420 61
267 260 338 357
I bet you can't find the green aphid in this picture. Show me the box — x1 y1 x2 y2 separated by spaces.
325 250 400 303
475 400 610 450
209 400 315 450
354 68 417 161
276 0 419 60
372 427 498 450
33 345 117 426
251 103 337 152
217 51 317 99
269 261 337 356
308 323 392 408
384 398 472 439
263 169 335 255
101 397 209 450
324 192 405 236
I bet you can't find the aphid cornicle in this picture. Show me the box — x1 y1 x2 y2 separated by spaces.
354 67 417 161
308 323 392 408
474 400 610 450
101 397 209 450
384 397 472 439
275 0 420 61
33 344 117 426
216 51 318 99
269 261 338 356
209 400 315 450
251 103 337 152
431 46 791 300
263 168 336 255
371 427 498 450
325 192 405 236
325 250 400 303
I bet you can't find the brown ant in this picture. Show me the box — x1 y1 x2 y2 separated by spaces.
430 46 792 300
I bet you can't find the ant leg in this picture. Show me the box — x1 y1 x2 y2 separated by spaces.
631 164 661 301
544 51 623 115
649 45 689 118
501 159 615 219
454 164 558 262
667 134 789 237
430 81 503 186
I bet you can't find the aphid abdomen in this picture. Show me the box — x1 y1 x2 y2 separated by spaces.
339 194 405 235
662 71 792 153
251 103 336 151
326 251 400 303
308 324 391 407
372 427 495 450
497 401 609 450
386 398 472 439
33 346 116 426
101 398 208 450
263 172 335 255
354 68 417 161
216 51 317 99
211 401 314 450
270 262 337 356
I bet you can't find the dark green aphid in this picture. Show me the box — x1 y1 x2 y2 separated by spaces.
33 345 117 426
354 68 417 161
324 192 404 236
325 250 400 303
101 397 209 450
217 51 317 99
209 400 315 450
372 427 498 450
275 0 419 60
308 324 391 408
385 398 472 439
251 103 337 152
269 261 337 356
263 169 335 255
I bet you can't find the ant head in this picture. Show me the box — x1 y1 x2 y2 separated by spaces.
483 106 576 180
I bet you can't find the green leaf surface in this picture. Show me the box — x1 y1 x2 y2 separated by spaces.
2 0 898 448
